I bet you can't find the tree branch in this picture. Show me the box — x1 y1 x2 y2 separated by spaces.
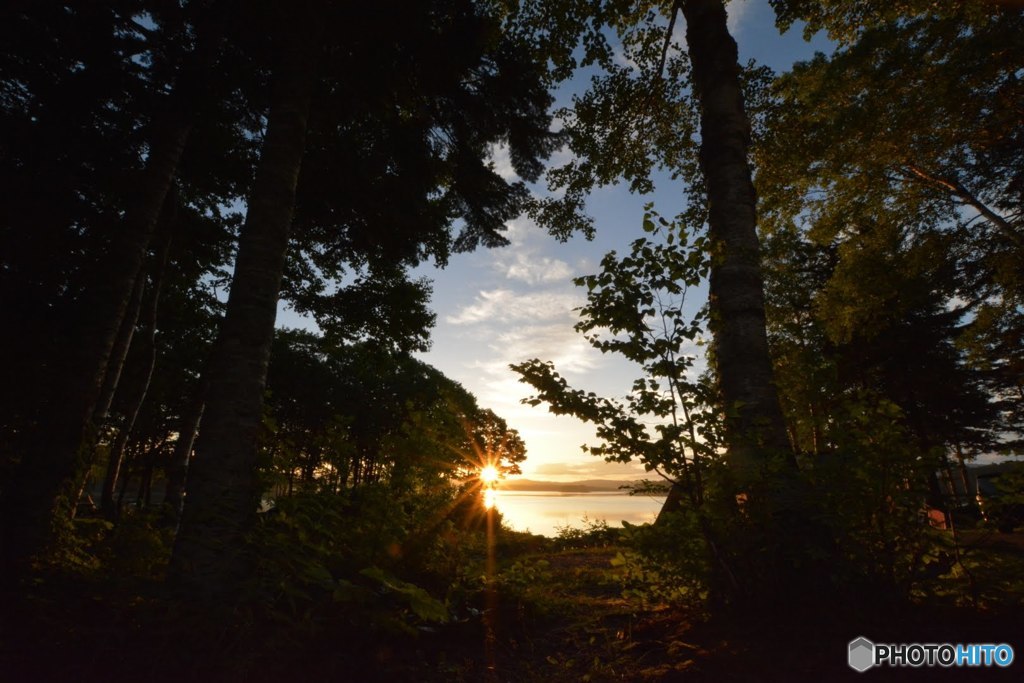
901 164 1023 249
656 0 683 82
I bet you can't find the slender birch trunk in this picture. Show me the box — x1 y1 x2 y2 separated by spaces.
100 219 174 518
0 109 191 576
92 271 147 427
162 388 205 528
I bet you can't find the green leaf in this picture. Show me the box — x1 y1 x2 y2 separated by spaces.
360 566 449 623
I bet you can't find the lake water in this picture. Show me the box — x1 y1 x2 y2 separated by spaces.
493 490 667 537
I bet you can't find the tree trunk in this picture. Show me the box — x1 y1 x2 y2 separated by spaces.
679 0 828 605
99 218 174 518
115 442 137 511
162 334 220 528
162 389 205 528
92 271 146 427
169 27 319 596
0 108 191 576
902 165 1024 249
955 442 974 507
680 0 793 474
136 452 155 510
656 482 687 523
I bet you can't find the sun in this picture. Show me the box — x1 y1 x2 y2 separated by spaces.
480 464 500 485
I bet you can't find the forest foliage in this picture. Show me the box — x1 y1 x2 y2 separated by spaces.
1 0 1022 679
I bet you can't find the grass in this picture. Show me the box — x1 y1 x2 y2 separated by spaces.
3 523 1023 681
455 523 1024 681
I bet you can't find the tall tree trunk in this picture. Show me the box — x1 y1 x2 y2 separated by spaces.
679 0 827 604
162 388 205 528
99 218 174 518
115 443 136 511
136 452 155 510
162 336 220 528
0 0 234 576
953 440 974 506
680 0 793 473
0 108 191 576
92 271 147 427
169 27 319 596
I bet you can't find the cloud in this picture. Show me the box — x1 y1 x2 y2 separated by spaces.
445 289 581 325
488 142 517 181
489 216 574 284
453 319 607 423
726 0 756 35
462 324 602 399
612 44 642 73
502 218 532 245
493 323 600 374
547 144 574 168
500 252 573 285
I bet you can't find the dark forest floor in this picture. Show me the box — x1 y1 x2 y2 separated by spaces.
3 530 1023 682
443 539 1024 682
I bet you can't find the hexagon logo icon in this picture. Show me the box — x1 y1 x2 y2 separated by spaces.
849 637 875 672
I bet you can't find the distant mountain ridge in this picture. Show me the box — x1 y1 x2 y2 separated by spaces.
499 478 662 493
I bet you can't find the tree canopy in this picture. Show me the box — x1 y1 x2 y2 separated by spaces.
2 0 1023 678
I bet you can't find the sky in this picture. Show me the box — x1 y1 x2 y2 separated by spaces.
402 0 837 481
278 0 835 481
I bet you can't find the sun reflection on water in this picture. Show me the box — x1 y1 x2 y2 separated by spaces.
482 487 497 510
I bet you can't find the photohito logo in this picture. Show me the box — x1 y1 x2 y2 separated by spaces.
848 636 1014 672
